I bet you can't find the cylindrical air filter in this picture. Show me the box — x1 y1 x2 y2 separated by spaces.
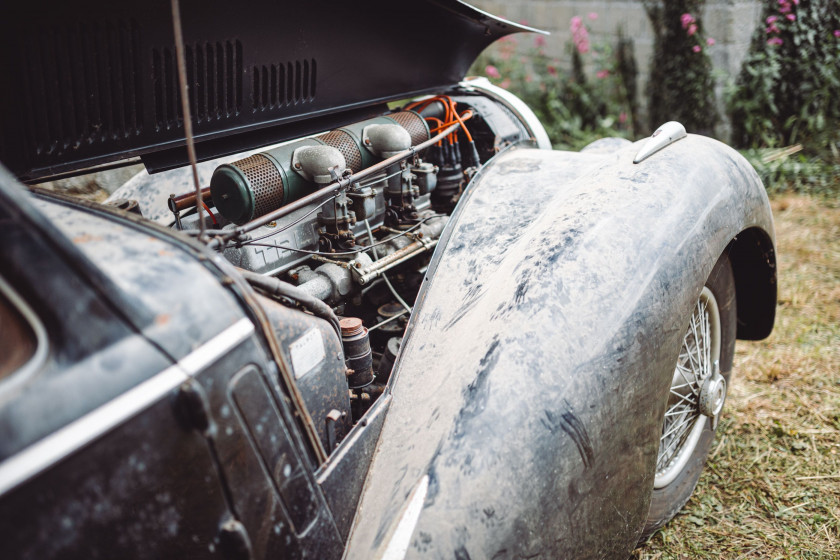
210 111 430 225
211 138 322 225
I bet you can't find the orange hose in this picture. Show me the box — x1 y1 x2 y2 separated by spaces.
201 200 218 225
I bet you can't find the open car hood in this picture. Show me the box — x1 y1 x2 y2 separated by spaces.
0 0 538 181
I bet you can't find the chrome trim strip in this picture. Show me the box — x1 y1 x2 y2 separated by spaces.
0 275 49 407
0 318 255 496
178 318 255 375
0 365 188 496
380 475 430 560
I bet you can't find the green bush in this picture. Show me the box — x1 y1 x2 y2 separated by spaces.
728 0 840 193
469 15 637 150
729 0 840 153
643 0 718 135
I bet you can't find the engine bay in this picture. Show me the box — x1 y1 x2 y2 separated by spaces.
141 86 535 452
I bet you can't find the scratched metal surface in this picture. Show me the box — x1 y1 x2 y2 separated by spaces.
31 196 245 360
346 135 774 559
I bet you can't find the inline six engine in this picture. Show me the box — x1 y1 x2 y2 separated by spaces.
161 84 538 449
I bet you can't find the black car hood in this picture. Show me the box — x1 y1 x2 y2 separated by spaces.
0 0 538 181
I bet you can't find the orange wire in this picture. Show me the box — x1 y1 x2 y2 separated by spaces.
407 95 476 149
202 200 218 225
447 99 473 143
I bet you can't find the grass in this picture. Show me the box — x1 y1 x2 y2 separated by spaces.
635 192 840 558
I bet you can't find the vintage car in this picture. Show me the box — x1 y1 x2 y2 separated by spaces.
0 0 776 558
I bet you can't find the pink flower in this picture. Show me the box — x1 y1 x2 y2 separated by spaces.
618 112 628 124
681 13 695 29
786 14 796 21
485 65 501 79
596 69 609 79
547 65 558 76
525 74 533 83
766 24 780 34
707 37 716 46
692 45 702 53
535 35 546 48
571 16 590 54
576 38 590 54
834 30 840 38
588 12 598 20
766 16 778 24
767 37 784 46
688 23 698 36
499 78 511 89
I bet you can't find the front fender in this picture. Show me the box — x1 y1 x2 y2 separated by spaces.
346 136 775 559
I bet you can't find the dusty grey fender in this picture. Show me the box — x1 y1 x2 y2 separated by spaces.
346 136 775 559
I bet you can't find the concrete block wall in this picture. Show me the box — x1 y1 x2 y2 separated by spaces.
470 0 763 138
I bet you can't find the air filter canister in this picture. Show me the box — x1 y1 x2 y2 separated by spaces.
211 138 335 225
210 111 430 225
316 110 429 172
387 110 430 149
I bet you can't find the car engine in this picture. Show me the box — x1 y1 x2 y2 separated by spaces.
139 85 538 448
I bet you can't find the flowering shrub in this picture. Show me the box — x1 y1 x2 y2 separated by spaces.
469 14 637 149
643 0 718 134
729 0 840 162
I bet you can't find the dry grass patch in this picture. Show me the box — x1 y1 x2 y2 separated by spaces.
635 193 840 559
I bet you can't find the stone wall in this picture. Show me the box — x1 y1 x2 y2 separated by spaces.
470 0 763 138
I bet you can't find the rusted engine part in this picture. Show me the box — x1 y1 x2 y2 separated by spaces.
206 112 431 229
339 317 374 389
375 336 401 384
286 214 447 305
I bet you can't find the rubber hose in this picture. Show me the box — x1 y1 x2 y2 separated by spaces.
238 269 342 340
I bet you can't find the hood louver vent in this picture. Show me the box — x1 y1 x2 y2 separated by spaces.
252 59 317 112
20 19 143 157
1 0 534 181
152 40 243 130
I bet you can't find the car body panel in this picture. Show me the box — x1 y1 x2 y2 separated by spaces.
0 0 538 180
31 195 245 359
0 173 345 558
346 136 775 558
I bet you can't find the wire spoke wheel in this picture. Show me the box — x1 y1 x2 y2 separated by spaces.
642 253 736 539
654 287 721 488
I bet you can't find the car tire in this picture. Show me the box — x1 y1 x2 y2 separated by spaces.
641 252 736 539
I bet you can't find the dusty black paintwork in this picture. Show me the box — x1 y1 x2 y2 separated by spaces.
345 136 776 559
0 170 345 558
318 395 393 540
0 0 777 553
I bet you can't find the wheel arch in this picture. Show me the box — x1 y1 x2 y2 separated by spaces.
726 226 777 341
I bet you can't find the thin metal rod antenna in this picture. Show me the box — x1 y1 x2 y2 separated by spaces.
170 0 205 240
